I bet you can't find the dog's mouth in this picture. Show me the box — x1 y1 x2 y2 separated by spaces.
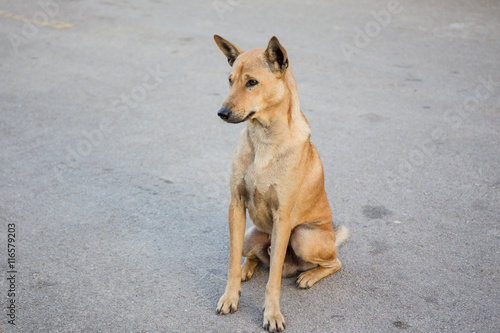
243 111 256 121
223 110 256 124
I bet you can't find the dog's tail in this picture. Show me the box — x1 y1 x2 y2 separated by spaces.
334 224 350 248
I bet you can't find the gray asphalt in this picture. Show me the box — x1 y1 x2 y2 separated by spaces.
1 1 499 332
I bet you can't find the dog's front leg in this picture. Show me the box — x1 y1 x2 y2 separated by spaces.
263 213 291 332
216 198 246 315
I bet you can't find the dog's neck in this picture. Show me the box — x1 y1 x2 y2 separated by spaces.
246 70 311 167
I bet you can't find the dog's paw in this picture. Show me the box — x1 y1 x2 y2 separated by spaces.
241 259 258 282
216 292 240 315
295 270 319 289
262 307 286 332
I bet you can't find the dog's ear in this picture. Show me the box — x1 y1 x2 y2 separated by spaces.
265 36 288 74
214 35 244 67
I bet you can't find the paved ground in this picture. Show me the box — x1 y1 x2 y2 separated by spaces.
0 0 499 332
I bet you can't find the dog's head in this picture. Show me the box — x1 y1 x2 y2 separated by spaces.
214 35 289 124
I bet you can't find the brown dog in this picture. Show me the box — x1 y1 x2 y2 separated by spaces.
214 35 349 332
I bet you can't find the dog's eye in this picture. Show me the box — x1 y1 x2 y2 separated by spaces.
228 78 232 86
246 80 258 87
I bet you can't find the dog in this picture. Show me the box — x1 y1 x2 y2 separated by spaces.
213 35 349 332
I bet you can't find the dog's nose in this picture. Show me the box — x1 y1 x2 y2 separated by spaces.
217 108 232 120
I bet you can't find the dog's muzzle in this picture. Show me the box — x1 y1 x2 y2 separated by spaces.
217 108 256 123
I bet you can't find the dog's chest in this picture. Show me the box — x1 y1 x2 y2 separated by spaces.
242 165 281 234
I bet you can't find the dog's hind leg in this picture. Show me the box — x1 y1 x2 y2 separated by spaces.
290 221 344 289
241 225 270 281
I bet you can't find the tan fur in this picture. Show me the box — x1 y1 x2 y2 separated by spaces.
214 35 349 332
